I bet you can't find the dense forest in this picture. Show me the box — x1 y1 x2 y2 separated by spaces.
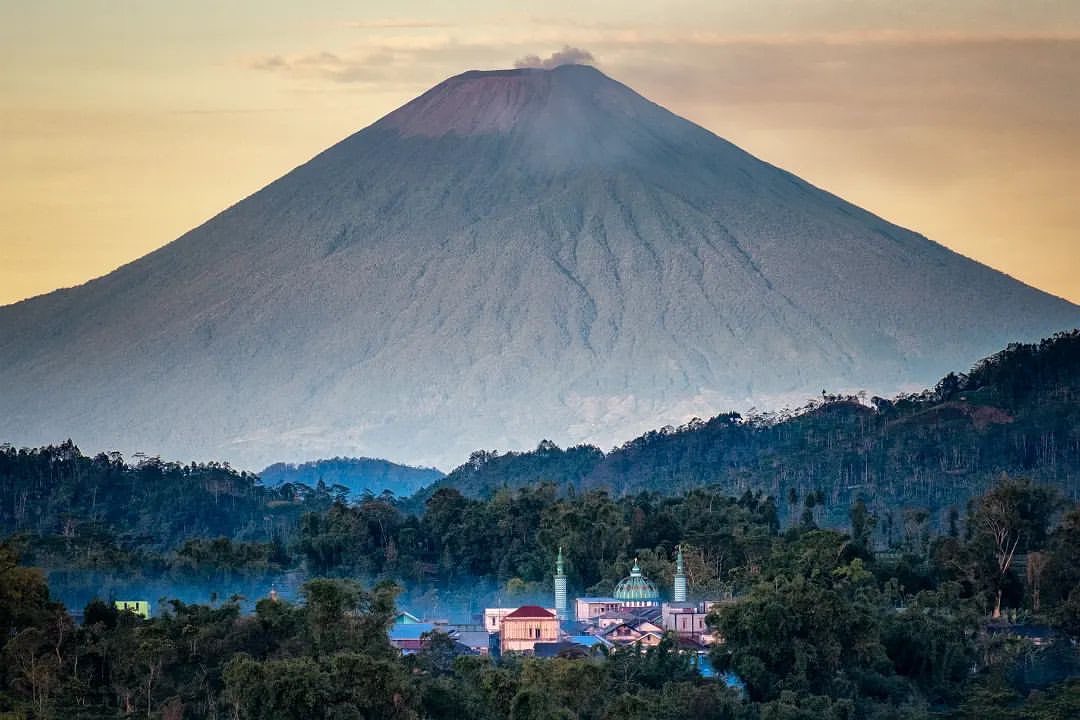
294 484 779 601
260 457 444 499
0 446 349 615
0 445 345 568
1 476 1079 718
4 331 1078 570
432 331 1080 534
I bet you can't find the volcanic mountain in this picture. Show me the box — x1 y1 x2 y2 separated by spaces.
1 64 1077 469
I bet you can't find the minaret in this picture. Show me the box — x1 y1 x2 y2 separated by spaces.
673 546 687 602
554 547 568 622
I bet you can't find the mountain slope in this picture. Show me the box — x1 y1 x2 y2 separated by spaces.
1 65 1076 469
259 457 443 498
429 331 1080 529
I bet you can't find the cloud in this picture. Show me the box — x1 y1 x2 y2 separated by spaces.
514 45 595 69
344 18 452 30
246 51 397 84
249 55 287 71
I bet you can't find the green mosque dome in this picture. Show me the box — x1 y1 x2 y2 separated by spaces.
613 559 660 603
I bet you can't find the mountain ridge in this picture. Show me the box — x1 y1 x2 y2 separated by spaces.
424 330 1080 528
259 457 444 498
1 64 1076 469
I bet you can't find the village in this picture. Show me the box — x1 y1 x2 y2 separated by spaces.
388 548 735 667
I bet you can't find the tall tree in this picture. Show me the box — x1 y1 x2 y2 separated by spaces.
970 477 1060 618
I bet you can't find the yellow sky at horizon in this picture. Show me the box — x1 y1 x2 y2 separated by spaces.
2 1 1079 306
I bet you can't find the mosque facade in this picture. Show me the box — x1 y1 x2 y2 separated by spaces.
486 544 726 655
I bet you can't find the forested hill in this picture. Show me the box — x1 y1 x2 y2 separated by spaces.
4 331 1077 549
433 330 1080 528
0 444 339 560
260 457 443 498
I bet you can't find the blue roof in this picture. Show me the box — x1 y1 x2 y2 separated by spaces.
389 623 436 640
567 635 606 647
576 597 620 603
692 655 746 691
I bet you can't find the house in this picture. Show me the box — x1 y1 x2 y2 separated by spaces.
114 601 150 619
593 610 639 631
566 634 612 652
560 619 595 636
484 607 518 633
601 619 666 648
389 623 459 654
454 629 495 656
485 606 557 633
394 610 422 625
499 606 562 655
661 602 713 643
575 597 621 622
675 636 709 653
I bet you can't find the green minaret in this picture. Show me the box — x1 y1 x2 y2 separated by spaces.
674 545 687 602
555 546 568 621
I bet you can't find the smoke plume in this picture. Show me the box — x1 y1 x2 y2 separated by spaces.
514 46 595 70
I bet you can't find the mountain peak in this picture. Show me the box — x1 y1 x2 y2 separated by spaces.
1 65 1076 469
378 64 639 139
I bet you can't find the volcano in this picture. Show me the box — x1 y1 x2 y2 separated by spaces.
1 64 1077 469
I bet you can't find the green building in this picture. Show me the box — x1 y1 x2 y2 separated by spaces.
114 600 151 619
613 559 661 609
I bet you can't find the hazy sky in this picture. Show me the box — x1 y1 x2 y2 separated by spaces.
2 0 1078 305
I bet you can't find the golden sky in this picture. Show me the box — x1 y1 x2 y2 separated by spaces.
2 0 1079 305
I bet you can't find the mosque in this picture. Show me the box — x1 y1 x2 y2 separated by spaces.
569 551 682 621
395 544 744 689
483 545 723 655
389 545 733 658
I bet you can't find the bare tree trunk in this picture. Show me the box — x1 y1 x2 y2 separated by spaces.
1027 551 1047 613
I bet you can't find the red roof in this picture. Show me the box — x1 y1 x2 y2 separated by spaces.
504 605 556 619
